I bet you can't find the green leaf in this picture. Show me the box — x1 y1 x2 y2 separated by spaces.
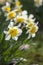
0 32 4 44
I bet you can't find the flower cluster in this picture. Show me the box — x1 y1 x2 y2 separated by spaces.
2 0 39 41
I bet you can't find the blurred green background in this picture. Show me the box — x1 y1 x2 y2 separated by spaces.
0 0 43 65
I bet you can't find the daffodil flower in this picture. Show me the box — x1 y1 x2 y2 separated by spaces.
4 22 22 41
15 0 23 8
26 14 36 29
2 2 11 12
26 23 38 39
6 10 16 21
14 12 28 24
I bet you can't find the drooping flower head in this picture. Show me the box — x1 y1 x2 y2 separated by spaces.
26 22 39 39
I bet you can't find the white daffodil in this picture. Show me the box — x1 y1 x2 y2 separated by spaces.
27 14 36 23
26 23 38 39
6 10 16 21
14 14 28 24
26 21 35 29
4 21 22 41
26 14 36 29
2 2 11 12
15 0 23 8
15 10 28 24
34 0 43 7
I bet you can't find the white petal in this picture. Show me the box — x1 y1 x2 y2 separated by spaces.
6 17 9 21
18 29 22 36
4 13 8 16
23 15 28 20
36 27 39 32
36 22 39 25
28 34 31 39
8 21 14 29
32 34 36 37
22 10 28 15
30 18 36 22
17 23 21 27
23 59 27 61
6 2 10 6
5 35 11 40
4 31 9 34
29 14 34 19
12 37 18 41
34 25 39 32
2 7 5 11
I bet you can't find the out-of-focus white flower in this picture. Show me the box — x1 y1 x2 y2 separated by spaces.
19 58 27 61
6 10 16 21
14 15 27 23
34 0 43 7
15 0 23 8
19 44 30 50
2 2 11 12
26 23 38 39
4 21 22 41
14 12 28 25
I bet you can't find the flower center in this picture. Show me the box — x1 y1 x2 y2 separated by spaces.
8 12 16 19
30 26 37 34
5 6 11 12
16 1 21 6
17 17 24 23
17 8 22 13
9 28 18 37
27 18 31 22
28 22 34 28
